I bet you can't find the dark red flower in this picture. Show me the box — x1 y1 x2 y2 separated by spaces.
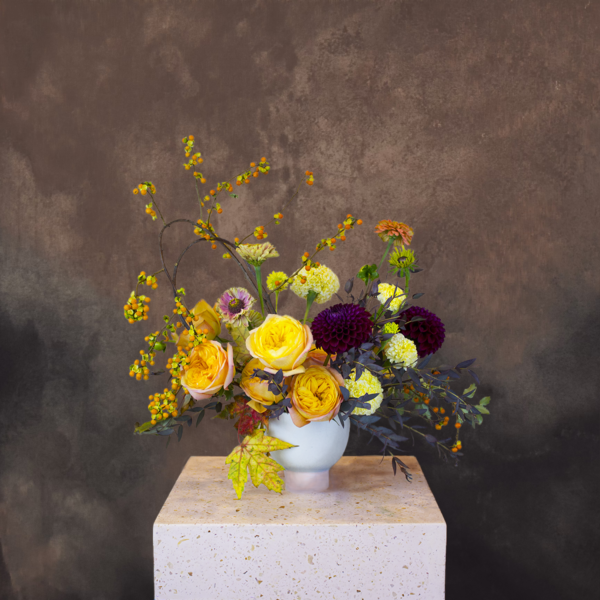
311 303 372 355
400 306 445 358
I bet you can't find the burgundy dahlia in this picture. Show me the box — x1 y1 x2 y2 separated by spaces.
311 303 373 354
400 306 445 358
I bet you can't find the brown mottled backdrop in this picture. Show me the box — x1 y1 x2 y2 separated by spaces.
1 0 599 598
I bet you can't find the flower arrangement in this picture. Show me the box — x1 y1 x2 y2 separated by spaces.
128 136 491 498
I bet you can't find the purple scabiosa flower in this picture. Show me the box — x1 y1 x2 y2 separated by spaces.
311 303 372 355
216 287 255 326
399 306 445 358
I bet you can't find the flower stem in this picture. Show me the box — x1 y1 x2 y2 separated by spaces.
275 291 279 313
377 238 394 273
254 265 266 316
303 290 318 324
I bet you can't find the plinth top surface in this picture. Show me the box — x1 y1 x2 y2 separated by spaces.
155 456 445 526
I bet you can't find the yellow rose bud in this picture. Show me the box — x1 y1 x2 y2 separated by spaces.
180 340 235 401
174 300 221 347
240 358 284 412
289 366 344 427
245 314 312 376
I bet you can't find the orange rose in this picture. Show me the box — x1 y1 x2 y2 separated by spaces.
289 365 344 428
181 340 235 401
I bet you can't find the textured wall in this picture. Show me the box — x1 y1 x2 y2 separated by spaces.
1 1 599 599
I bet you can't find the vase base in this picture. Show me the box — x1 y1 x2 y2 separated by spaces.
284 469 329 492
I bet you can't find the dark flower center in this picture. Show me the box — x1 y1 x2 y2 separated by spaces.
228 298 245 314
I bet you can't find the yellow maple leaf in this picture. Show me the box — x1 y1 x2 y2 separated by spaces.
225 430 295 499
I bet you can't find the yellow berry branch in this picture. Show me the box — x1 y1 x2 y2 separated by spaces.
267 214 363 296
236 173 312 246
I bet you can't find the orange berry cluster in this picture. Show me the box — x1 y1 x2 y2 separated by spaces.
132 181 156 196
403 383 431 405
182 136 203 171
194 218 216 242
305 170 315 185
236 158 270 185
451 437 463 453
138 271 158 290
313 214 362 253
145 203 157 220
173 297 190 319
129 344 156 381
124 293 151 323
254 225 267 240
298 253 323 282
273 212 284 225
148 388 180 424
167 349 194 391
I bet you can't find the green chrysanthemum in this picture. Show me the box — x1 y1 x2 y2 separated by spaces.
382 322 399 334
266 271 289 291
389 248 416 276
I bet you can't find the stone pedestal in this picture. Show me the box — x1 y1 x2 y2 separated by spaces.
154 456 446 599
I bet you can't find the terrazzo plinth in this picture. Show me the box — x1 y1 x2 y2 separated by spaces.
154 456 446 599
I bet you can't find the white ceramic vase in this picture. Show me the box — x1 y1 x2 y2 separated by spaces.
267 412 350 492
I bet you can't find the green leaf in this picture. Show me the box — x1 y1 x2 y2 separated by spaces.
463 383 477 398
476 405 490 415
227 323 251 366
134 421 154 433
196 410 205 427
357 264 379 284
480 396 491 406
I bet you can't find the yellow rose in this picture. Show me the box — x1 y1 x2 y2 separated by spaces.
239 358 284 413
289 365 344 427
175 300 221 348
181 340 235 401
245 314 313 376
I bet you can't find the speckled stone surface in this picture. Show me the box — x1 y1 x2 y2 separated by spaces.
154 456 446 599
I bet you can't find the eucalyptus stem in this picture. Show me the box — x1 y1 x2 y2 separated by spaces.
377 238 394 273
254 265 266 316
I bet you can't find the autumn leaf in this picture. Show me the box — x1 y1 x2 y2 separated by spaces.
225 430 295 499
231 397 269 436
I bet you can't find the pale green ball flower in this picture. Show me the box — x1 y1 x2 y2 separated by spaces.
291 264 340 304
377 283 406 312
382 322 399 334
384 333 418 367
345 368 384 416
